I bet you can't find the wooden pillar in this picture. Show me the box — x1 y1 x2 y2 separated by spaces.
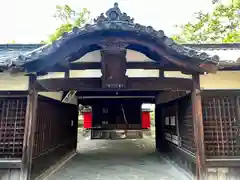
155 70 167 151
155 104 161 150
155 104 167 152
65 70 70 78
158 70 164 77
191 74 206 180
175 103 181 148
21 74 38 180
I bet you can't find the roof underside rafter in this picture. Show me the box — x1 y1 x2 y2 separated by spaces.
0 3 222 74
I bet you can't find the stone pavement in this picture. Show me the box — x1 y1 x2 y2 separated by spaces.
47 135 191 180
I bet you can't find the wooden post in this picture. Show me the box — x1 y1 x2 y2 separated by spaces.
155 104 162 150
155 103 168 152
21 74 38 180
175 103 181 148
158 70 164 77
191 74 206 180
155 70 167 151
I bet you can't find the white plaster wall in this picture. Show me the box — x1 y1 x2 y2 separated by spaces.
200 71 240 89
162 71 240 90
126 69 159 77
38 92 77 105
38 92 63 101
71 50 159 77
37 72 65 79
164 71 192 79
69 69 160 78
0 72 29 90
70 70 101 78
37 72 65 101
0 72 77 103
2 71 240 92
74 49 152 62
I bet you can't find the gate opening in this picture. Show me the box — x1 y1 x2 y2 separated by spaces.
80 102 153 140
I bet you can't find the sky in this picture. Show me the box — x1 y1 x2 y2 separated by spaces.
0 0 217 43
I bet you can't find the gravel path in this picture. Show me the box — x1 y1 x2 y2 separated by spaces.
47 134 191 180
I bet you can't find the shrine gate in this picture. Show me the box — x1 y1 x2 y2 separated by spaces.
1 3 240 180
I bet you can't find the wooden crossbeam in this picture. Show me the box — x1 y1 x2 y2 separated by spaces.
44 62 180 72
155 90 191 104
36 77 193 92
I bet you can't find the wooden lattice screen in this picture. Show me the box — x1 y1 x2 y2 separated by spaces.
178 95 195 153
31 96 78 179
0 97 27 158
161 91 240 159
33 96 78 158
202 92 240 158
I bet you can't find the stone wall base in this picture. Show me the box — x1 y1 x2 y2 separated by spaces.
0 169 21 180
205 168 240 180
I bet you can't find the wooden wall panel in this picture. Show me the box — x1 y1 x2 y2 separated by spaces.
162 95 195 153
178 95 195 153
31 96 78 179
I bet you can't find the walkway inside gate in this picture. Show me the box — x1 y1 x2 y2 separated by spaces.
29 94 195 180
44 131 191 180
0 3 221 180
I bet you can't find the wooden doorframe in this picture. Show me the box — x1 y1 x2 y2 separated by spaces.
21 74 38 180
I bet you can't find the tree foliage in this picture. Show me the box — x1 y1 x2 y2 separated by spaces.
172 0 240 43
42 5 90 43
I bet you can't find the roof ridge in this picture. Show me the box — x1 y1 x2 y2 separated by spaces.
1 43 240 49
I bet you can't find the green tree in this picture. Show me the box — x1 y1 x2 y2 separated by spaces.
172 0 240 43
7 40 16 44
43 5 90 44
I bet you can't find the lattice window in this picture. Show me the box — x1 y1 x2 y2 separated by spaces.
203 95 240 157
0 97 27 158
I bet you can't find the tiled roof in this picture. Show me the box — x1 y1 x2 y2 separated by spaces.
185 44 240 63
0 44 42 67
0 43 240 66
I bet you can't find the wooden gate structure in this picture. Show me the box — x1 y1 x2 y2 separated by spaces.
1 3 240 180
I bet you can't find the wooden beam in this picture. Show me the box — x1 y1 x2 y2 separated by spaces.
199 63 218 73
36 77 193 91
191 74 206 180
158 70 164 77
36 78 101 91
44 62 181 71
127 78 193 91
79 98 155 105
155 90 190 104
21 74 38 180
0 91 28 97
